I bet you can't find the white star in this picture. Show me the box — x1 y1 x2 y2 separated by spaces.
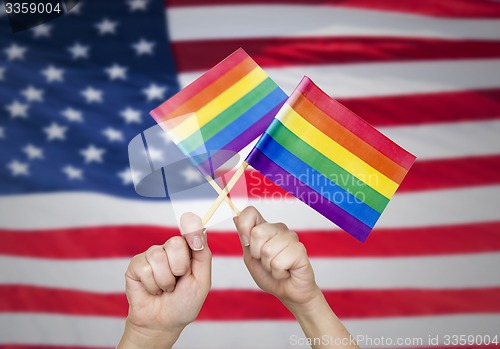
62 165 83 180
105 63 127 80
132 38 155 56
0 66 4 80
4 43 27 60
44 122 68 141
41 65 64 82
68 42 90 59
21 85 44 102
81 86 103 103
61 107 83 122
6 100 29 118
143 83 167 101
120 107 142 123
127 0 149 11
147 147 163 161
32 24 52 38
7 160 29 176
181 166 203 184
102 127 124 142
118 167 133 185
95 18 118 35
80 144 105 163
0 127 5 139
23 144 44 160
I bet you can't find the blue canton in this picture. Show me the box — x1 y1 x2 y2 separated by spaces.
0 0 180 198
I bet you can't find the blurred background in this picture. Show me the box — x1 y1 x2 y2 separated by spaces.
1 0 500 348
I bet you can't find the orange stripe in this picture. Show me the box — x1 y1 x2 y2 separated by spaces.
289 91 408 184
165 56 258 120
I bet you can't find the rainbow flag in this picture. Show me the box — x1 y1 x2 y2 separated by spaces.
150 48 287 177
246 77 416 241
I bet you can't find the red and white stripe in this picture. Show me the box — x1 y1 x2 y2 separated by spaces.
3 1 500 348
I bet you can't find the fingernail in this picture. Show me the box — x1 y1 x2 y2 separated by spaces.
192 234 204 251
239 234 249 247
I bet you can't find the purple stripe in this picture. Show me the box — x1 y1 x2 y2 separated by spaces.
247 148 372 242
198 102 284 176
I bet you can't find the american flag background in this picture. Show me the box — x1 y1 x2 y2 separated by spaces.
1 0 500 348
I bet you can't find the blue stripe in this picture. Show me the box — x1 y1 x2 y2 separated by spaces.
255 133 381 228
188 87 287 165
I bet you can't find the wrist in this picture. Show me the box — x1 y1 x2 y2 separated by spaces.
282 290 359 349
281 286 328 320
117 318 184 349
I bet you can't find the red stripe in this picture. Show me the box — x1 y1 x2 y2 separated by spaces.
2 285 500 319
296 77 416 170
172 38 500 73
149 47 249 121
338 89 500 127
204 288 500 320
285 89 409 184
244 157 500 196
0 286 127 317
399 156 500 192
165 0 500 18
2 221 500 259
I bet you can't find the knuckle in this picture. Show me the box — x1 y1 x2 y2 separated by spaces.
243 206 259 217
270 260 282 273
145 245 164 263
139 261 152 276
164 236 186 250
250 245 261 259
250 225 265 240
274 222 289 232
297 241 307 254
162 275 176 289
147 245 161 252
261 243 274 259
270 255 284 270
289 231 299 241
129 253 143 266
166 251 190 276
171 263 189 276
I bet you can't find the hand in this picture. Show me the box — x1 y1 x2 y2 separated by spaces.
117 212 212 349
233 206 321 308
234 207 359 349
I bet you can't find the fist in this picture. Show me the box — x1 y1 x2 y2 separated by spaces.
124 212 212 334
234 206 321 307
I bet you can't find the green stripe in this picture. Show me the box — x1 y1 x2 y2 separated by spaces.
269 120 389 213
178 77 278 154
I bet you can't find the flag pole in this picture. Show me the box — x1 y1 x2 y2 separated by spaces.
205 175 241 215
202 161 248 226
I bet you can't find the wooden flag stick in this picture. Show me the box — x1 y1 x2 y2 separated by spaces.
202 161 248 226
205 175 241 215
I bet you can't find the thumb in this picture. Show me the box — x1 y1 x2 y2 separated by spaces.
180 212 212 284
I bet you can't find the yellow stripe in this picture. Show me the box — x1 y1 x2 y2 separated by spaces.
158 113 198 146
278 104 399 199
169 67 268 141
